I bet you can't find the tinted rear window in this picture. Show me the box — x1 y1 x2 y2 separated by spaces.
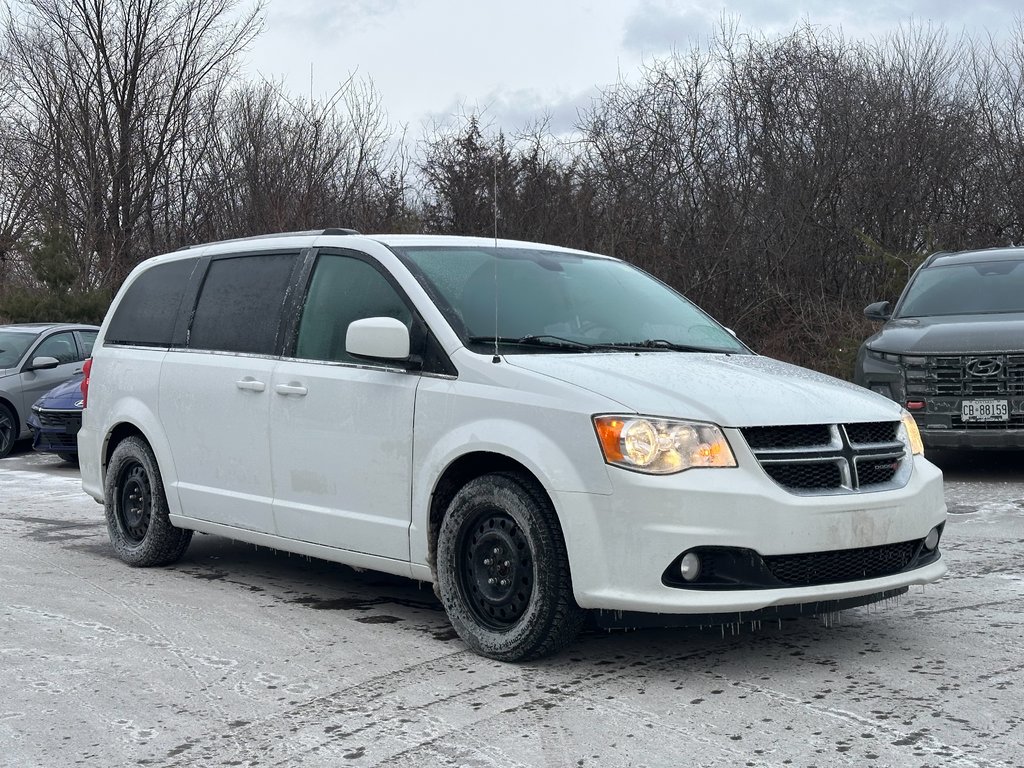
188 253 299 355
106 258 198 346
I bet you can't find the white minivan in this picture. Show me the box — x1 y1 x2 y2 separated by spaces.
78 231 946 661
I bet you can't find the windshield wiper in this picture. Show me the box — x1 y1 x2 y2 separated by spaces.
468 335 594 351
468 335 725 353
589 339 719 352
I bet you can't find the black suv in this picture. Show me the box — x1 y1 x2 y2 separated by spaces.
854 247 1024 449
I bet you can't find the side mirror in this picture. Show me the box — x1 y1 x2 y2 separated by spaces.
346 317 411 360
863 301 892 322
28 356 61 371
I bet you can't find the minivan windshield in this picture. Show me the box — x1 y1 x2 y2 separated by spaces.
0 330 35 368
393 245 747 354
897 258 1024 318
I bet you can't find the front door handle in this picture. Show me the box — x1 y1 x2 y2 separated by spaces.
235 377 266 392
274 382 308 397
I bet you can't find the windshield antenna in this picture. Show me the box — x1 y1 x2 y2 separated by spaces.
492 152 500 363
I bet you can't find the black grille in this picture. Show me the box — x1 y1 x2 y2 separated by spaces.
904 354 1024 397
846 421 898 444
741 421 906 494
35 432 78 451
856 458 900 486
763 462 842 489
661 533 942 591
34 410 82 431
765 541 917 586
742 424 832 449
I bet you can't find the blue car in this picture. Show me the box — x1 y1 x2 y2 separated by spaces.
27 375 85 463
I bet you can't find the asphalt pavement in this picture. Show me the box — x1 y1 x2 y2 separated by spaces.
1 444 1022 767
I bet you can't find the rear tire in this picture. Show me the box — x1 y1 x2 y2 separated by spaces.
104 436 192 566
435 472 585 662
0 402 17 459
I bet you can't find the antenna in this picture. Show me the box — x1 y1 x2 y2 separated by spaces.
492 152 500 363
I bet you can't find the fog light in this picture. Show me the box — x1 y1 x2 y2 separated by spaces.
923 527 940 551
679 552 701 582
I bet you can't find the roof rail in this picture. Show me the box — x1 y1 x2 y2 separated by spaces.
175 228 361 251
921 250 949 267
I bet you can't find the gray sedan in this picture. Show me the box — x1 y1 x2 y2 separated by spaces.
0 323 98 458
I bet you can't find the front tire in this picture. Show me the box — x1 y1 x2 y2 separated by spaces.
0 402 17 459
104 436 192 566
435 472 585 662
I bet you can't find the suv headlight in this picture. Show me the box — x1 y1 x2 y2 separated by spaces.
593 416 737 474
867 349 902 363
900 410 924 456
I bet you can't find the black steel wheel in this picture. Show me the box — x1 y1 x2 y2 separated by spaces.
104 436 192 567
0 402 17 459
436 472 584 662
456 509 534 630
117 461 152 544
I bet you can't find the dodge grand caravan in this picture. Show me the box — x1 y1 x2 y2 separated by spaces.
79 231 947 661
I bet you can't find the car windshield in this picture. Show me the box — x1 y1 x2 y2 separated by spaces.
897 259 1024 318
0 330 36 368
392 245 747 354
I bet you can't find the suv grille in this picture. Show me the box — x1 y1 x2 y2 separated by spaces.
904 354 1024 397
740 422 907 494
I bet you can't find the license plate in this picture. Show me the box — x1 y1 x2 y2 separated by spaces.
961 399 1009 422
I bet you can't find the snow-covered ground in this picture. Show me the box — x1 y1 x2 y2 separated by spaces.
2 447 1022 767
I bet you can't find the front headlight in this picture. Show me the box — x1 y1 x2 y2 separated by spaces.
900 410 924 456
867 349 902 363
593 416 737 474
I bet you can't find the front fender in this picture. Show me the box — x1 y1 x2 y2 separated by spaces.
409 379 614 566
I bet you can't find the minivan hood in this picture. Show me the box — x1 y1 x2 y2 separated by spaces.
508 353 898 427
867 314 1024 354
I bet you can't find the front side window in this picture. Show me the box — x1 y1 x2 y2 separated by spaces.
189 253 299 355
393 245 746 355
34 332 78 364
897 259 1024 318
295 253 413 364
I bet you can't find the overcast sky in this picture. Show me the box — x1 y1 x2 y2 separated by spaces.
236 0 1023 136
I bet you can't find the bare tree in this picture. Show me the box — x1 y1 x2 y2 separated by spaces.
1 0 264 288
188 76 409 242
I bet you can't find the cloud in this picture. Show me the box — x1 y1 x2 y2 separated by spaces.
421 86 602 137
619 0 1023 57
267 0 408 42
622 1 716 55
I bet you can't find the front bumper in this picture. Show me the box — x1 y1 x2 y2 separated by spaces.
911 396 1024 448
555 455 946 615
28 409 81 455
920 426 1024 449
857 352 1024 449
